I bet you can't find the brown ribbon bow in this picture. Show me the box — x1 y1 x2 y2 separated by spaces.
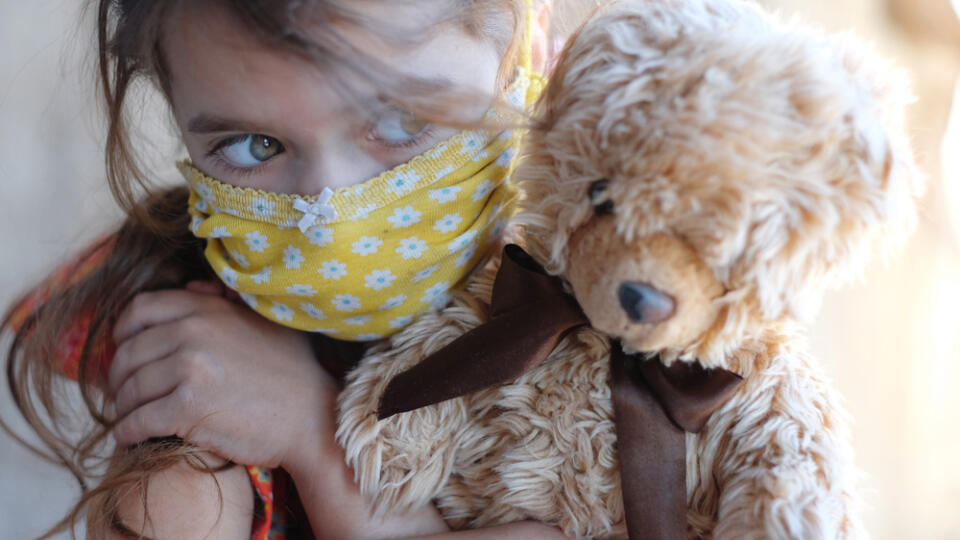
378 245 744 539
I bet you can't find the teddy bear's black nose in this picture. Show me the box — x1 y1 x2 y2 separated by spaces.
618 282 675 324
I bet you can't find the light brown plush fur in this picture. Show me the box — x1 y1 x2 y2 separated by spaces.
337 1 921 538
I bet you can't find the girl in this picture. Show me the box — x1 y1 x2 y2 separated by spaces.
2 0 584 537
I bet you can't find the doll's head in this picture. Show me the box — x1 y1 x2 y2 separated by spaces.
517 0 921 366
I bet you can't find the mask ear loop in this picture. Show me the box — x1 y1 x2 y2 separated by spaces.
520 0 534 74
521 0 546 107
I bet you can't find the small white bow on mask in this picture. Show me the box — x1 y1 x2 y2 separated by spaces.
293 188 337 233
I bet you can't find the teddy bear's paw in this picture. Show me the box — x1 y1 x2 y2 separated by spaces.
694 346 862 540
711 472 859 540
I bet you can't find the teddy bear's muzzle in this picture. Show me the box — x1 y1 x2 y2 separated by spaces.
618 282 675 324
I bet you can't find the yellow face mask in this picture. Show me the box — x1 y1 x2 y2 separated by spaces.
183 67 543 341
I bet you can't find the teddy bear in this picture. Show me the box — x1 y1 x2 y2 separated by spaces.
336 0 920 538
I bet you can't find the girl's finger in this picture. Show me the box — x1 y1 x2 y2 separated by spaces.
113 354 182 419
113 289 220 343
112 392 185 448
108 319 184 394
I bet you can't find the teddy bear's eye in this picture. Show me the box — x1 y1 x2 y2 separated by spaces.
588 179 614 216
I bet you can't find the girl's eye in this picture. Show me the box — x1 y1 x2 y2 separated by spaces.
368 107 430 147
216 134 284 168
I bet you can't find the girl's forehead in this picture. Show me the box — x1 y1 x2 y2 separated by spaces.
162 0 501 128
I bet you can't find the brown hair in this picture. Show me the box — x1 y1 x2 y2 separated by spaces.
2 0 536 538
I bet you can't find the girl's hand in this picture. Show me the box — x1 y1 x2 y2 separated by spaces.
108 283 565 539
108 281 339 468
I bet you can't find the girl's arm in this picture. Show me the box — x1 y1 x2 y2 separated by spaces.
278 347 566 540
107 284 565 539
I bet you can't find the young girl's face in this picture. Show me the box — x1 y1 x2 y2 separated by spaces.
163 1 504 196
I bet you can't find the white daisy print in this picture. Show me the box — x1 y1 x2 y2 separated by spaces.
245 231 270 253
230 250 250 269
379 295 407 310
433 213 463 234
286 284 317 297
190 216 202 235
355 333 383 341
345 315 372 326
385 170 422 196
364 270 397 291
278 218 299 230
314 328 339 335
239 292 258 309
220 266 239 290
353 204 377 221
251 266 273 284
307 227 334 247
460 131 485 155
387 206 422 229
283 245 305 269
300 303 326 320
455 244 478 267
496 147 515 168
332 294 361 312
448 230 478 253
210 226 231 238
429 186 461 204
318 260 348 280
471 150 490 162
472 179 495 202
194 199 208 213
433 164 457 180
396 237 428 260
422 281 451 309
222 206 240 217
351 236 383 256
195 183 214 201
248 197 276 218
271 302 294 322
426 144 449 159
389 315 414 329
490 218 507 239
506 76 527 105
412 264 439 283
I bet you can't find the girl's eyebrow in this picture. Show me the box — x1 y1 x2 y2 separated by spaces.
188 114 266 134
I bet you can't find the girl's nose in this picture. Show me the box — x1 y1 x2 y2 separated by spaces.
301 144 386 195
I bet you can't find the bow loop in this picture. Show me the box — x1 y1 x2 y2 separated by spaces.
377 244 588 419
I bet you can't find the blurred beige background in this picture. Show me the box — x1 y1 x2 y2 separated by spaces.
1 0 958 538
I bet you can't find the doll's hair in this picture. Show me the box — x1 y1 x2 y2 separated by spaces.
1 0 559 537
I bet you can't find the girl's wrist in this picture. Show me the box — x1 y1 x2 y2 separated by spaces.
279 375 341 475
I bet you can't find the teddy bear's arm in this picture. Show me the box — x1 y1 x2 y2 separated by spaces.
689 344 861 540
337 258 502 515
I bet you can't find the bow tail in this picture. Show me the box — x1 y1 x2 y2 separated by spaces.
610 347 688 540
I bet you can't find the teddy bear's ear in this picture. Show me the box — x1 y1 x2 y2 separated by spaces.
726 32 923 322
